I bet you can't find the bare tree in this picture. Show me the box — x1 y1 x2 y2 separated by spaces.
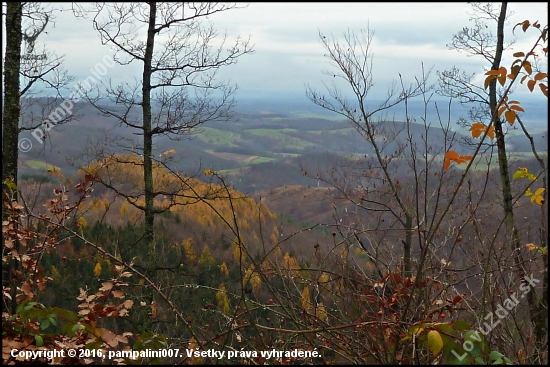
306 28 437 279
80 3 253 249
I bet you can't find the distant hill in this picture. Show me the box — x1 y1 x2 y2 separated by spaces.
18 98 547 194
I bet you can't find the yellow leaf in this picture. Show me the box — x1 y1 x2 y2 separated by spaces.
525 187 533 197
533 195 544 205
534 188 545 196
526 243 536 251
77 216 87 228
203 169 213 175
93 262 102 278
427 330 444 356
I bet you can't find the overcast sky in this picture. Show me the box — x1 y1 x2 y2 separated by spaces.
9 2 549 103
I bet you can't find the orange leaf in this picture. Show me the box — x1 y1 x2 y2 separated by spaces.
527 79 536 92
509 105 525 112
505 110 516 125
459 155 473 163
534 72 547 81
485 70 501 76
497 74 506 86
522 20 530 32
513 52 525 57
443 151 458 171
445 151 459 160
539 83 548 97
520 75 529 84
469 122 486 138
484 75 495 90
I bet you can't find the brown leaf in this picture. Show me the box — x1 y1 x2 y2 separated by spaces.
99 281 113 292
98 328 118 348
111 290 125 299
123 299 134 309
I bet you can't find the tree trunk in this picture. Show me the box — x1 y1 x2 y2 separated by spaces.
2 2 23 314
142 2 157 249
2 2 22 201
492 2 546 357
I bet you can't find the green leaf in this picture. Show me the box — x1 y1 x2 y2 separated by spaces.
49 315 57 327
71 323 83 334
435 322 456 336
469 344 481 357
24 302 37 311
442 341 468 364
480 340 490 354
40 318 50 330
475 356 486 365
465 330 484 344
453 320 471 330
34 334 44 347
489 351 504 361
427 330 444 356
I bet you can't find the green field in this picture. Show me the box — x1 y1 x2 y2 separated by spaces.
196 127 241 147
25 160 59 171
244 129 315 150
